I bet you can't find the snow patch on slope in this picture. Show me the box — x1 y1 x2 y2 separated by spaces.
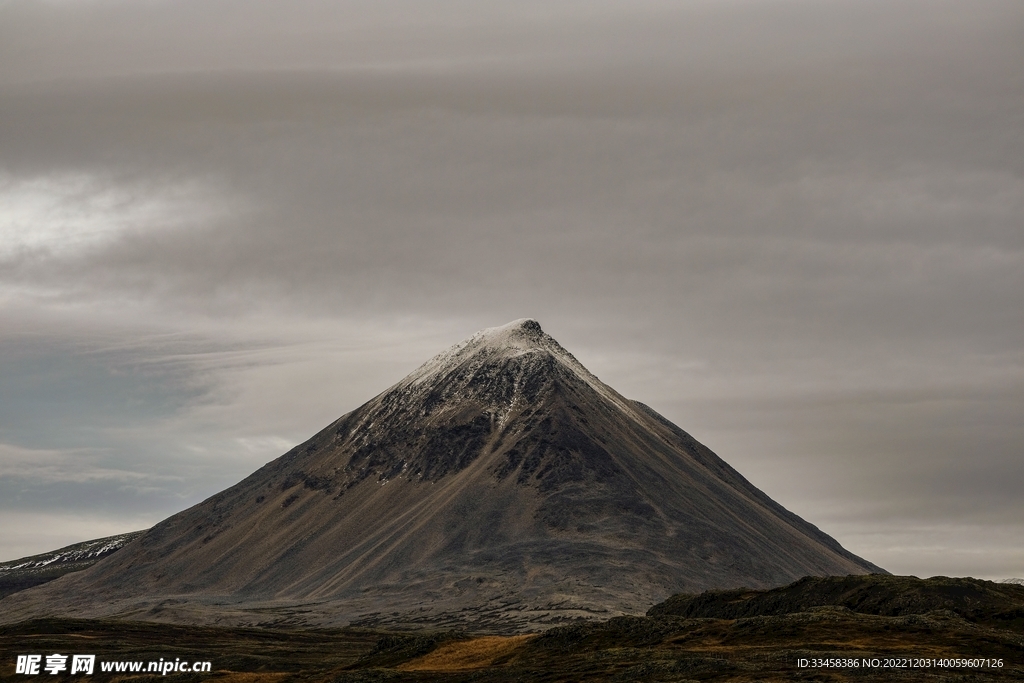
0 531 145 572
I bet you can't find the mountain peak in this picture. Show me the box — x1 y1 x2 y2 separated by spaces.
485 317 541 333
456 318 548 352
458 318 555 360
406 319 585 387
477 318 544 344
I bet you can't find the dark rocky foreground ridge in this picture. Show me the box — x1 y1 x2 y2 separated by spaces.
0 319 882 630
649 573 1024 628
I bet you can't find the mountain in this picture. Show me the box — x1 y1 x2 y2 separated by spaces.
0 319 882 631
0 531 145 599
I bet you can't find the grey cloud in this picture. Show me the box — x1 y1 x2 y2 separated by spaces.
1 0 1022 578
1 1 1020 84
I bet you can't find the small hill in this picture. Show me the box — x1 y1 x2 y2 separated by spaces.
0 531 145 599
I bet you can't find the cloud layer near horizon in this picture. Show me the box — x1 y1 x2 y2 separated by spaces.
1 0 1022 579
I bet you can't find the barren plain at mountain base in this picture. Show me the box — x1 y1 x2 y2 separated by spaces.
3 575 1021 682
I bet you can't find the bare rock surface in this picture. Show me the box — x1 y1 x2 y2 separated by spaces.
0 319 882 630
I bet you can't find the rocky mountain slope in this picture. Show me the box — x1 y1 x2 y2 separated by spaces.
0 320 882 630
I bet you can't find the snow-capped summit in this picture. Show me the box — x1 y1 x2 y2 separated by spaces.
408 318 584 384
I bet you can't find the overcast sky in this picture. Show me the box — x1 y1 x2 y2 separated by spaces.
1 0 1021 581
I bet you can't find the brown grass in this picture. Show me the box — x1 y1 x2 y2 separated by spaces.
206 673 291 683
397 635 536 671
